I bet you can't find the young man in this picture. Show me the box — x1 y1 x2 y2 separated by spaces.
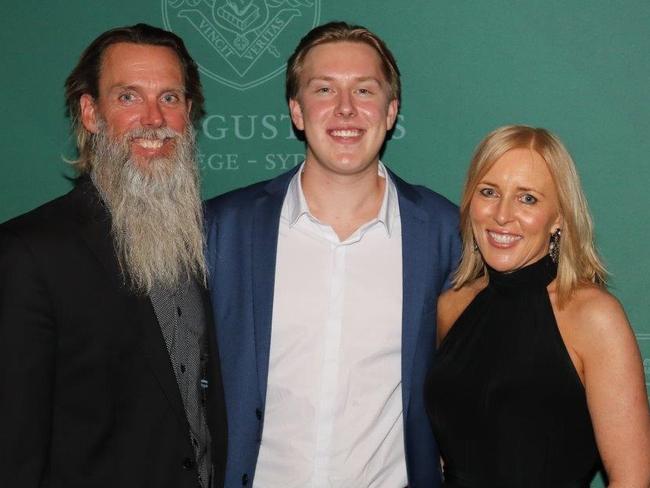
0 24 226 488
206 22 460 488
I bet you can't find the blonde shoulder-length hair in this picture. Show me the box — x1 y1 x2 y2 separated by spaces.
454 125 607 306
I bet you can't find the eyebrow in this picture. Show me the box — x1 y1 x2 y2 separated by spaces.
106 83 185 93
479 181 546 197
305 76 382 85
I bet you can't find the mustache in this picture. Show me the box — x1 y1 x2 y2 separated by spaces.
91 124 183 158
90 124 191 187
125 126 180 140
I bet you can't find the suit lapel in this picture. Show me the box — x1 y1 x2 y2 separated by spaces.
137 295 188 422
392 173 429 416
74 181 123 291
200 285 228 459
74 180 188 423
251 169 298 402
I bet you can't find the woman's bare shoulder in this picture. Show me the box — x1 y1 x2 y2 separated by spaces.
557 284 628 335
552 283 632 358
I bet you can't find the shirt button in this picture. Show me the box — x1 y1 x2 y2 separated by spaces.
177 306 182 317
255 408 262 420
182 457 195 470
180 364 186 374
242 473 249 485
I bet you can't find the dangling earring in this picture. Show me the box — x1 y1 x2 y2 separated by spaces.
549 228 561 263
472 237 479 253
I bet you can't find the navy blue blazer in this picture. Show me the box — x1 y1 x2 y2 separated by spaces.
205 166 461 488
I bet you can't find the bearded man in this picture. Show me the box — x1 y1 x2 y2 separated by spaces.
0 24 226 488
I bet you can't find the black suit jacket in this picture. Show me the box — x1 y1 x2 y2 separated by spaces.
0 179 227 488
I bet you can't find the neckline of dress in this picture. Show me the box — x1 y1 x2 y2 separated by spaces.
486 254 557 291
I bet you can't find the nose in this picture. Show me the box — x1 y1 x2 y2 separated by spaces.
494 198 514 226
140 98 164 128
335 91 355 118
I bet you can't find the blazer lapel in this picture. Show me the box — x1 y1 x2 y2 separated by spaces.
136 296 188 422
74 180 188 423
392 173 429 416
251 169 298 402
74 180 123 291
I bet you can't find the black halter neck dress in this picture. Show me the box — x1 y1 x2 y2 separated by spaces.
425 256 600 487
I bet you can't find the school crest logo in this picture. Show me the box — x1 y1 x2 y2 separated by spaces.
162 0 321 90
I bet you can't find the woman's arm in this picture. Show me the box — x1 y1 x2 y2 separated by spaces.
564 287 650 487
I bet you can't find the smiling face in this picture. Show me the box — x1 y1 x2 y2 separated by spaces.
289 41 398 177
469 147 562 272
80 42 190 168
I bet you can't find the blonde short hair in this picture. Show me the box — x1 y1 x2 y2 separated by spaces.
455 125 607 305
285 21 401 104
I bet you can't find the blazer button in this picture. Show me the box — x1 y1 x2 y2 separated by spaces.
255 408 262 420
242 473 249 485
182 457 195 470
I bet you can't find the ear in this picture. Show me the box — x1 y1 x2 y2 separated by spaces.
80 94 100 134
289 98 304 131
386 98 399 131
186 98 193 118
552 213 563 234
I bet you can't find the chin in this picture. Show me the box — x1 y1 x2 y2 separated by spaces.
481 253 520 273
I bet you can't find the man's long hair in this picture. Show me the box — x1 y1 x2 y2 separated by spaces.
65 23 205 174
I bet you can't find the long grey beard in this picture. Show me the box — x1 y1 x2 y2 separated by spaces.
89 123 206 294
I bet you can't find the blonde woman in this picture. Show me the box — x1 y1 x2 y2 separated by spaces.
426 126 650 487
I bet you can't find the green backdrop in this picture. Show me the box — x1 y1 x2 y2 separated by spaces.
1 1 648 484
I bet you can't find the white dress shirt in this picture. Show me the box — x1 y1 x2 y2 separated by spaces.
253 162 407 488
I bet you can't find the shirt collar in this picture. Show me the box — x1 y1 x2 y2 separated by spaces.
284 161 398 237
